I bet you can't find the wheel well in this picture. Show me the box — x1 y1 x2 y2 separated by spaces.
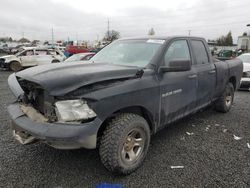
9 60 20 64
97 106 155 141
229 76 236 90
52 59 60 63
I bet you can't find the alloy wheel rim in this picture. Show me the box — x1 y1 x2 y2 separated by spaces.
121 128 145 165
225 94 232 107
10 62 19 72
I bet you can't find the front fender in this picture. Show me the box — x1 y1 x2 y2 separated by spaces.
5 56 20 63
8 73 24 99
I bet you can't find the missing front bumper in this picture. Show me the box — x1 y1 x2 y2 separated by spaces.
8 103 102 149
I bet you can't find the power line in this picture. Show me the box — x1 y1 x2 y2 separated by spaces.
107 18 110 38
51 27 54 46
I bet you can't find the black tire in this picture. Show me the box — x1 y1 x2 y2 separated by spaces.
99 113 150 175
9 61 22 72
215 83 234 113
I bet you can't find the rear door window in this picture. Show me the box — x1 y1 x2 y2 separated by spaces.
191 40 209 64
25 50 34 56
35 50 48 55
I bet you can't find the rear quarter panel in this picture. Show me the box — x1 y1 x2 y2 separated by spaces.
213 58 243 98
213 61 229 98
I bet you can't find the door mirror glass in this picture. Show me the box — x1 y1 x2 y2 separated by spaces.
159 59 191 72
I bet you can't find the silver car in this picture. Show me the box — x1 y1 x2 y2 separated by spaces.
237 53 250 90
0 47 66 72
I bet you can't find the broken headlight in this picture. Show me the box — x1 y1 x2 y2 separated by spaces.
55 100 96 122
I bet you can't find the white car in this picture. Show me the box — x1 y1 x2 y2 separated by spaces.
0 47 66 72
237 53 250 90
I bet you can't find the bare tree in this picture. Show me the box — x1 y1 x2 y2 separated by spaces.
104 30 120 42
148 28 155 36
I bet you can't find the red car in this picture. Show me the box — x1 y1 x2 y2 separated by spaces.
65 45 90 57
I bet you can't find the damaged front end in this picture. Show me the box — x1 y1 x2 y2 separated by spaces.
17 77 58 122
8 74 55 145
7 73 102 149
7 62 143 148
8 73 57 122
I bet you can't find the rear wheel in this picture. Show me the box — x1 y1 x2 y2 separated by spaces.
99 113 150 175
9 61 22 72
215 83 234 113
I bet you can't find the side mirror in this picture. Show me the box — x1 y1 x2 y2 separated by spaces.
159 59 191 73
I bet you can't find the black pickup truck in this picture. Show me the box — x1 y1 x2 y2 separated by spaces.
7 36 243 175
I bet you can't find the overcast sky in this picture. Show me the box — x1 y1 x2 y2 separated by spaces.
0 0 249 42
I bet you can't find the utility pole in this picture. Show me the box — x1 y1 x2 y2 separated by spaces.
188 30 191 36
247 24 250 35
51 27 54 47
107 18 110 40
76 32 78 45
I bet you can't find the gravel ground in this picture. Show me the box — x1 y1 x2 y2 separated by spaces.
0 71 249 188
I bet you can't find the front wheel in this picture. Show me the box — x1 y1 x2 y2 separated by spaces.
9 61 22 72
99 113 150 175
215 83 234 113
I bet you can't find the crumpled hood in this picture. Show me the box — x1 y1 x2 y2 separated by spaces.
16 62 140 96
243 63 250 72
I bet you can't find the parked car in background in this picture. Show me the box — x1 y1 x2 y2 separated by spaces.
237 53 250 90
10 45 25 54
0 47 65 72
57 46 66 53
64 45 90 57
64 52 95 62
217 50 236 59
0 43 11 54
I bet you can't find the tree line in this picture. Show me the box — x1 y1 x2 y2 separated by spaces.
215 31 233 46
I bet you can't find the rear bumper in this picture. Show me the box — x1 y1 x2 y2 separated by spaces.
239 78 250 90
8 103 102 149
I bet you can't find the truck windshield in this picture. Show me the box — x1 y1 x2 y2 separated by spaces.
91 39 164 67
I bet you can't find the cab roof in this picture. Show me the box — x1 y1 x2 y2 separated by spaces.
118 35 205 41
